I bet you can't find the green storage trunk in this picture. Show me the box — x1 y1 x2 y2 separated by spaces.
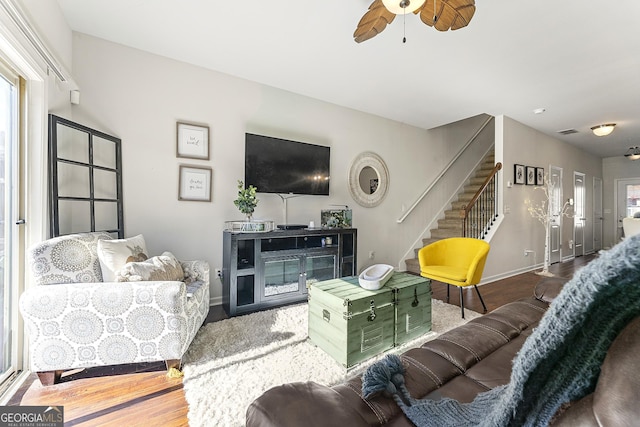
387 273 432 346
308 276 395 368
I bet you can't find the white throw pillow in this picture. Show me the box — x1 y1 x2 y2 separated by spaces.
97 234 148 282
116 252 184 282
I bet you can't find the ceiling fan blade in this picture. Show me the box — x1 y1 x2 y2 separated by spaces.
354 0 396 43
418 0 475 31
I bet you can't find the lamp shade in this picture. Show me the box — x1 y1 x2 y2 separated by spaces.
625 147 640 160
591 123 616 137
382 0 426 14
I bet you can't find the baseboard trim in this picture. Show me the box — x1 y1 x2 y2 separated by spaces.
479 263 543 286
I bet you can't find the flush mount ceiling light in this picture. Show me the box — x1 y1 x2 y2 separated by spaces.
591 123 616 137
354 0 476 43
624 147 640 161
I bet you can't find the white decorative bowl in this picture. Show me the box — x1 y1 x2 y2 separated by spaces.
358 264 394 290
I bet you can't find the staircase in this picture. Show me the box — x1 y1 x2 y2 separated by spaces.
405 153 497 275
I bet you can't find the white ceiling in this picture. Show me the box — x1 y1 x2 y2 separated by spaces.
56 0 640 159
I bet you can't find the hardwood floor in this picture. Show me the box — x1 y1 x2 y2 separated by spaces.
7 255 595 426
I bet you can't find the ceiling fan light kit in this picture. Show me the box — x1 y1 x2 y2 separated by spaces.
624 147 640 160
354 0 476 43
590 123 616 137
382 0 426 14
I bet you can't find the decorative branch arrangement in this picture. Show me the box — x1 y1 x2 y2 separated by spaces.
524 174 573 276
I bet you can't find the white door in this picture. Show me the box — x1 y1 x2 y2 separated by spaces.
616 178 640 241
593 177 603 252
549 166 563 264
0 63 21 386
573 172 585 257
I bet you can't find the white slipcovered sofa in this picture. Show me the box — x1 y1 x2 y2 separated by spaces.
19 232 210 385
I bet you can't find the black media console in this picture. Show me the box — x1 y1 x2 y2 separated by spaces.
222 228 357 316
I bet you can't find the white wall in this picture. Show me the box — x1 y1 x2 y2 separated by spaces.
20 0 72 70
483 116 603 281
602 156 640 248
18 3 615 303
70 33 497 304
19 0 73 115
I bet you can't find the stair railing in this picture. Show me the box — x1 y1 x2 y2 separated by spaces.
397 115 493 224
461 162 502 239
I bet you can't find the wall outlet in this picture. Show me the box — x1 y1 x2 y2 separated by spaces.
215 268 222 279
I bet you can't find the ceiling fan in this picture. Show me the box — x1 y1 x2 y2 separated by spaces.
354 0 476 43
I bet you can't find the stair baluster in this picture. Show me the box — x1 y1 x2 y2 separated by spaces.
462 162 502 239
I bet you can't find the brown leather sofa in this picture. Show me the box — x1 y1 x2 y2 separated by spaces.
246 279 640 426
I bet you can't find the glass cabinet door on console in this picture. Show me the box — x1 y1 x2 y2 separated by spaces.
235 239 256 308
260 252 338 302
339 232 356 276
262 255 301 299
305 253 338 287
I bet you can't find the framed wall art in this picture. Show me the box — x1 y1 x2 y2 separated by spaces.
514 164 525 185
178 165 212 202
536 167 545 185
177 121 210 160
526 166 536 185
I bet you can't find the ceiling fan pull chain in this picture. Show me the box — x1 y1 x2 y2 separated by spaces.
403 10 407 43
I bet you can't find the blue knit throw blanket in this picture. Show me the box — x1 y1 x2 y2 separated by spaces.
362 234 640 427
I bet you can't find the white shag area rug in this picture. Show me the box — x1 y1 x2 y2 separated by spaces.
182 299 480 427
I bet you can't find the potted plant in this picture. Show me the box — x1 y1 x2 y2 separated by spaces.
234 180 259 221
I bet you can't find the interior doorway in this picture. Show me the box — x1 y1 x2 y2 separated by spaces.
573 172 585 257
549 166 563 265
593 177 603 252
616 178 640 241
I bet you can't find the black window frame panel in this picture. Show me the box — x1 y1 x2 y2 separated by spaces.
48 114 124 238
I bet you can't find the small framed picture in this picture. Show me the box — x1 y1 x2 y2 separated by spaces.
526 166 536 185
178 165 212 202
514 164 525 185
177 122 210 160
536 167 545 186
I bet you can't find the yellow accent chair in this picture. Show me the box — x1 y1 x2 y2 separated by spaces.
418 237 490 318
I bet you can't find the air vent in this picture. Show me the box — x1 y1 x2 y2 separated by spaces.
557 129 579 135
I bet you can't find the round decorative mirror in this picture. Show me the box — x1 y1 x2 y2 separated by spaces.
348 151 389 207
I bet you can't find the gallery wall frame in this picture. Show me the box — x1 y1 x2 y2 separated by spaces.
526 166 536 185
178 165 212 202
177 121 210 160
536 167 545 186
514 164 525 185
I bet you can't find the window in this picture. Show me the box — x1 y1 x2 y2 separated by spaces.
0 60 19 390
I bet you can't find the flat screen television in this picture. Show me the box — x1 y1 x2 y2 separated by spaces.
245 133 330 195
